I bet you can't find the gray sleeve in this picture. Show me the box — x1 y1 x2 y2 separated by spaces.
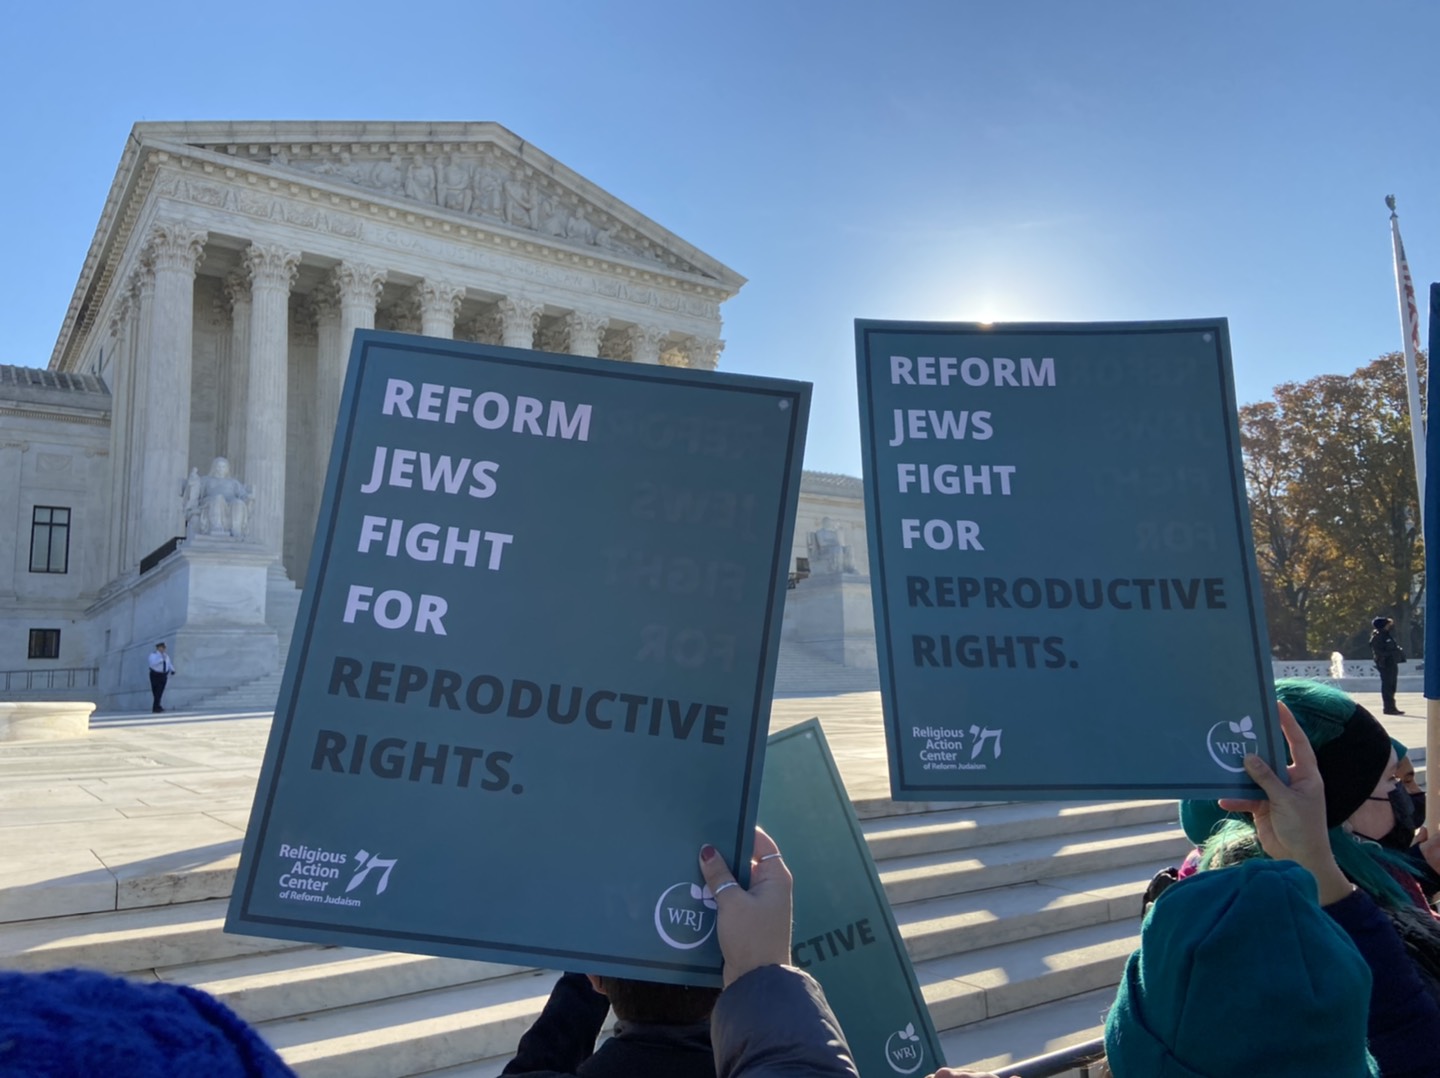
711 965 859 1078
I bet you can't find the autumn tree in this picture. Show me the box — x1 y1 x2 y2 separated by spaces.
1241 352 1425 659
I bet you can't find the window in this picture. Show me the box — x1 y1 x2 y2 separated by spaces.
28 629 60 660
30 506 70 573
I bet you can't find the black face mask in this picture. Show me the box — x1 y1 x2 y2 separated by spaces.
1358 787 1419 851
1412 791 1428 828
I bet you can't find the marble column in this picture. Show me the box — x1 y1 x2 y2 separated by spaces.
312 284 342 491
565 311 609 358
418 279 463 339
626 323 665 365
104 295 133 576
686 336 724 371
312 261 386 490
137 221 206 559
124 269 153 570
498 296 543 349
223 272 253 466
241 243 300 557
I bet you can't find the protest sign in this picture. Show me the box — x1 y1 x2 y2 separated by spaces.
226 330 809 984
856 319 1278 800
761 720 943 1076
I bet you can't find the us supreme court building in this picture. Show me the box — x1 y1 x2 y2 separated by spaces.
2 122 874 711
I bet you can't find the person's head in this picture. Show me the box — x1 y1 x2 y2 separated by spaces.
0 968 295 1076
211 457 231 478
1373 615 1393 631
156 642 166 651
1202 680 1419 906
585 975 720 1025
1104 860 1378 1077
1393 739 1422 794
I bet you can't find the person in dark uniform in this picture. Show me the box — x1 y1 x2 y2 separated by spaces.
1370 615 1404 716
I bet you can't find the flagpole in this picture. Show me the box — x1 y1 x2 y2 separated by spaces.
1425 281 1439 836
1389 196 1427 532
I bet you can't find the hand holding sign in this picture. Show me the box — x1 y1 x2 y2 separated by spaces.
1218 703 1355 906
699 827 792 986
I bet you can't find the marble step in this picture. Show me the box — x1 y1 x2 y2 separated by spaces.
258 968 562 1078
941 985 1113 1075
0 897 290 974
161 946 529 1024
862 799 1178 860
918 917 1140 1033
895 862 1159 963
256 916 1138 1077
878 821 1192 906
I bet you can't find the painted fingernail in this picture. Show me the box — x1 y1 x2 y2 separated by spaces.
700 844 718 863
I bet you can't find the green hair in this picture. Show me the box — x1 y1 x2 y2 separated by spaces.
1202 678 1421 908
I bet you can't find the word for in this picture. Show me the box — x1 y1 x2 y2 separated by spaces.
311 728 515 791
1092 465 1211 498
912 634 1068 669
889 354 1056 387
905 575 1228 611
900 519 984 551
637 624 737 672
790 918 877 968
896 463 1016 496
888 409 992 447
358 445 499 498
342 586 448 634
326 656 729 746
357 516 513 570
381 377 591 441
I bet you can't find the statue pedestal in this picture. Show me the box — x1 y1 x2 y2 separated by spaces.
780 572 877 669
90 537 280 711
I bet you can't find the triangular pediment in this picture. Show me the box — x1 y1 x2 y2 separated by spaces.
144 122 738 287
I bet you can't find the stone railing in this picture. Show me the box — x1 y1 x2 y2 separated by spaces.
1272 659 1425 679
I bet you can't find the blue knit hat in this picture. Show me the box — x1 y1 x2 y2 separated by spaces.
1104 860 1378 1077
0 968 296 1076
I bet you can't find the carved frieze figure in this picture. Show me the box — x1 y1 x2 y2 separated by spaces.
565 208 598 245
182 457 255 540
472 164 505 217
503 173 538 229
373 154 405 196
539 197 569 237
404 155 438 204
438 155 472 213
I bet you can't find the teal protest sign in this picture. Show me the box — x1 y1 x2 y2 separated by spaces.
226 330 809 985
856 319 1278 800
761 720 943 1077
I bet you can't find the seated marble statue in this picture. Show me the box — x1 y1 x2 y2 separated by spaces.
183 457 254 540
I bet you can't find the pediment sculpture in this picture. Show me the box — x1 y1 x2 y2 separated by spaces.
269 146 702 276
182 457 255 541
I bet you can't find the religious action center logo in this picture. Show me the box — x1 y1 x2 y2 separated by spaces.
653 881 718 949
273 841 398 908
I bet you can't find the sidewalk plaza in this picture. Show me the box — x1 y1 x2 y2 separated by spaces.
0 688 1428 1074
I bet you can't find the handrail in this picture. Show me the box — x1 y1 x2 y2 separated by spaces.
1 667 99 692
1002 1037 1106 1077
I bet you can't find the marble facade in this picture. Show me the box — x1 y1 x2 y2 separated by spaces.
5 121 874 708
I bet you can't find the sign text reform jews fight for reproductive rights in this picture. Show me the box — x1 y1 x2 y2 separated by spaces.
857 319 1279 801
227 330 810 984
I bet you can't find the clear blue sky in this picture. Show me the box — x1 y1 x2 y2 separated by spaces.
2 0 1435 476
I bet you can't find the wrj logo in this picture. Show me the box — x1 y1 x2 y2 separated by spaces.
653 881 717 949
884 1021 926 1074
1205 715 1257 773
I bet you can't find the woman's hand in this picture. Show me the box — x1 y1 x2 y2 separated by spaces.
1218 702 1353 905
698 826 794 986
